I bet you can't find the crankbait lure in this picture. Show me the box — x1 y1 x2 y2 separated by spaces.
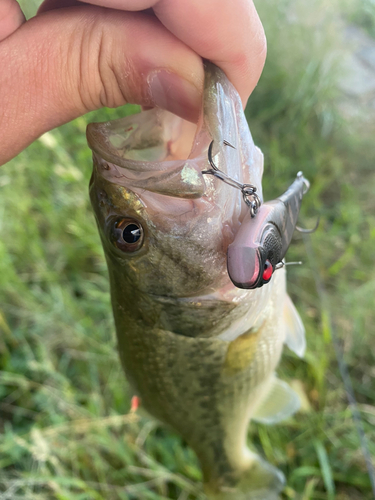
227 172 309 289
202 140 310 289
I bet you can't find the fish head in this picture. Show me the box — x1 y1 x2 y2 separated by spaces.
88 155 232 298
87 63 265 300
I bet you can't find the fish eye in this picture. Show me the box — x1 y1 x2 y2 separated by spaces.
262 259 273 283
122 223 142 243
112 218 144 252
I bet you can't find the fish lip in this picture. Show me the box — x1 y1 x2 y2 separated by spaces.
146 290 226 304
147 291 213 302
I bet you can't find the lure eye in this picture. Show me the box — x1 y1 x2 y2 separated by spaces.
112 218 144 252
262 259 273 283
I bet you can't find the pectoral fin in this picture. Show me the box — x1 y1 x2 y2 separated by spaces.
253 376 300 424
283 294 306 358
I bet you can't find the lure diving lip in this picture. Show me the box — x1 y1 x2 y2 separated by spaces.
227 172 309 289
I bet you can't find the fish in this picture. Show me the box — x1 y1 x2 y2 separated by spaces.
87 62 306 500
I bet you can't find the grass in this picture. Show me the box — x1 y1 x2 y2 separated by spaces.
343 0 375 38
1 0 375 499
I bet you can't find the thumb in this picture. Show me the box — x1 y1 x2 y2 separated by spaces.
0 5 204 165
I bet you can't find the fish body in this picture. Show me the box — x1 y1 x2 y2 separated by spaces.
87 63 305 499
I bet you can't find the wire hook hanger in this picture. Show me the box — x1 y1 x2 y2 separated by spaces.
202 140 262 218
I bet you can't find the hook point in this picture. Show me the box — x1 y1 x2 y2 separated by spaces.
296 216 320 234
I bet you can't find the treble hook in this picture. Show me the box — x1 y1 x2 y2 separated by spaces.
207 140 235 171
274 261 303 270
203 140 262 218
296 216 320 234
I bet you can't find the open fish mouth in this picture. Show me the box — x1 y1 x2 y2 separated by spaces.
87 63 264 230
87 108 207 200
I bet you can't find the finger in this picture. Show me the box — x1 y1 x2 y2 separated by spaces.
0 0 25 41
0 6 203 165
154 0 266 106
38 0 151 12
71 0 267 106
37 0 85 14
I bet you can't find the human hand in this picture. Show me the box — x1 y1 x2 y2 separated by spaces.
0 0 266 166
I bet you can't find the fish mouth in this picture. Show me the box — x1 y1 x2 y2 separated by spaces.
87 63 264 220
87 109 199 171
87 108 208 200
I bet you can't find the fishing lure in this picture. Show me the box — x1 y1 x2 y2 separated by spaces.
203 142 310 289
227 172 309 289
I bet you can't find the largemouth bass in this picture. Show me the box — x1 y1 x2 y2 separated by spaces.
87 63 306 500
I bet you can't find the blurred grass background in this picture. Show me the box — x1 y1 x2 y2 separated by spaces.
1 0 375 499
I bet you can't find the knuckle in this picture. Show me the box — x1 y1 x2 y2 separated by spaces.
75 9 129 111
96 26 128 108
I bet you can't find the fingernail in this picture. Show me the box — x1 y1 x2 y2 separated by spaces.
148 70 201 123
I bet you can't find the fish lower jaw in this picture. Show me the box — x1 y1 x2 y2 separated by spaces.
145 275 239 302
